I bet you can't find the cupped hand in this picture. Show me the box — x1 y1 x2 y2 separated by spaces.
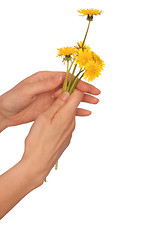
22 90 83 185
0 71 100 128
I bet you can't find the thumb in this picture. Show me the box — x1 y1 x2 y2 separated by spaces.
43 91 70 119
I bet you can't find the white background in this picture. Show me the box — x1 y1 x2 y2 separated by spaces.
0 0 159 239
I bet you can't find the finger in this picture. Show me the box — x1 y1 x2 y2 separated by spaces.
61 89 84 116
42 91 70 119
82 94 99 104
76 108 92 116
76 80 101 95
53 80 101 97
23 71 66 84
24 72 65 97
54 89 99 104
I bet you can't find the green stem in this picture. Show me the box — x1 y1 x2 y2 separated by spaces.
62 60 74 93
55 161 58 170
62 60 69 92
82 20 91 49
69 71 84 94
67 64 77 92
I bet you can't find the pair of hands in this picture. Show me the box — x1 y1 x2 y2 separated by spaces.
0 71 100 185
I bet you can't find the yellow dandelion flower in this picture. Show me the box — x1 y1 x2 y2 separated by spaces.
78 9 103 21
57 47 76 58
92 52 105 70
74 48 93 69
83 60 103 82
75 41 91 51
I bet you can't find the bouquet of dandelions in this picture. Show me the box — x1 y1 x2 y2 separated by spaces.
55 8 105 170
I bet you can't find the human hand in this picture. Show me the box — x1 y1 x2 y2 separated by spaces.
0 71 100 129
22 89 83 186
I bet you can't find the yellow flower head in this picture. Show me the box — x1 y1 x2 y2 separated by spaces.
74 48 92 69
78 9 103 21
92 52 105 70
57 47 76 58
83 60 102 82
74 48 105 73
75 41 91 51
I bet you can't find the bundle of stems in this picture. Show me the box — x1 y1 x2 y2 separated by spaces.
55 9 104 170
55 20 90 170
61 21 91 95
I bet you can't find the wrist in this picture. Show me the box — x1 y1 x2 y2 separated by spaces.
0 111 8 133
20 155 46 188
0 96 8 133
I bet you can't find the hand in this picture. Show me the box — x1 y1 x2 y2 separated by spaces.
0 90 83 219
0 71 100 128
22 90 83 185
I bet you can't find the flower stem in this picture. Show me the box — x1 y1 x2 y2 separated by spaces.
67 64 77 92
55 161 58 170
69 71 84 94
82 20 91 49
62 60 69 92
62 60 74 93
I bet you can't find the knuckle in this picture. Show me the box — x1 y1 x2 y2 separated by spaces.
71 119 76 131
21 83 30 96
67 141 71 147
65 114 73 125
35 71 43 78
34 71 48 81
24 135 31 148
68 134 73 144
24 136 28 145
66 138 72 147
57 99 66 107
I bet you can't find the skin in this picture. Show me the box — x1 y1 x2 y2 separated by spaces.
0 71 100 131
0 71 101 219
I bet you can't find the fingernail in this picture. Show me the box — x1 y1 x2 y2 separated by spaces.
53 73 63 83
59 91 70 101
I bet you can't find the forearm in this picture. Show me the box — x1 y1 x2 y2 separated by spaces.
0 159 41 220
